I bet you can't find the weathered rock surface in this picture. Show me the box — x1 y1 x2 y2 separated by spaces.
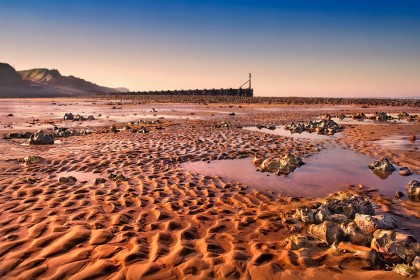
354 214 397 235
371 230 419 264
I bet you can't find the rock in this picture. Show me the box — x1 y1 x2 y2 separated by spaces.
371 230 419 264
309 221 345 245
392 264 417 278
338 113 346 120
23 155 43 165
327 214 349 224
354 214 397 235
285 234 328 250
395 191 404 199
314 205 331 224
64 113 74 120
28 130 55 145
341 222 372 246
58 176 77 183
297 208 315 224
409 134 416 142
413 256 420 270
337 242 378 265
398 112 410 119
374 112 389 121
86 115 95 121
94 178 107 184
252 155 263 166
4 132 33 139
369 158 396 172
399 167 413 176
325 195 374 219
352 112 366 119
108 173 128 182
406 180 420 201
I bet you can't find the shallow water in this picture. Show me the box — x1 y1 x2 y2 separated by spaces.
182 147 419 198
55 171 102 182
373 136 419 151
243 126 342 140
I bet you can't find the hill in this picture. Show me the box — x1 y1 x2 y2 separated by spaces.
0 63 128 97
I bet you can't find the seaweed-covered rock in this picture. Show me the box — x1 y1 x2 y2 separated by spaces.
28 130 55 145
369 158 396 172
325 195 375 219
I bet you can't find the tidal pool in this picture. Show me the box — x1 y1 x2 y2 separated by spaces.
243 126 342 140
182 147 419 198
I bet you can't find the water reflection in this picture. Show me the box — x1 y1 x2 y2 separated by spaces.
182 147 419 198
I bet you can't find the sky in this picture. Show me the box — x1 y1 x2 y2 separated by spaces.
1 0 420 97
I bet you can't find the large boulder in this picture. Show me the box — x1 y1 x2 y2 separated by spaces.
28 130 55 145
309 221 345 245
369 158 396 172
371 230 419 264
406 180 420 201
354 214 397 235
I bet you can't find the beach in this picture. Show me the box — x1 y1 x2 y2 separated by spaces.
0 97 419 279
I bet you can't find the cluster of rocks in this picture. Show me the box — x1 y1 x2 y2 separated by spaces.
252 153 305 175
52 126 91 137
369 157 414 179
286 192 419 275
3 132 33 139
107 172 129 182
28 130 55 145
398 112 419 122
284 114 343 135
63 113 95 121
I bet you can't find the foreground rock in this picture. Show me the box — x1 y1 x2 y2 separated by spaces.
287 191 419 271
28 130 55 145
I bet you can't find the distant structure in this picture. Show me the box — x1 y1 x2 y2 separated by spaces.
117 74 253 97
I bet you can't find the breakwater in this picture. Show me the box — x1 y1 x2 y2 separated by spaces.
116 88 253 97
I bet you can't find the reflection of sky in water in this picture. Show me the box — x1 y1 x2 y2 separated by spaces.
243 126 342 140
182 147 420 198
373 136 419 151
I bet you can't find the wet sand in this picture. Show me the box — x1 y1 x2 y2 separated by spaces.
0 97 419 279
